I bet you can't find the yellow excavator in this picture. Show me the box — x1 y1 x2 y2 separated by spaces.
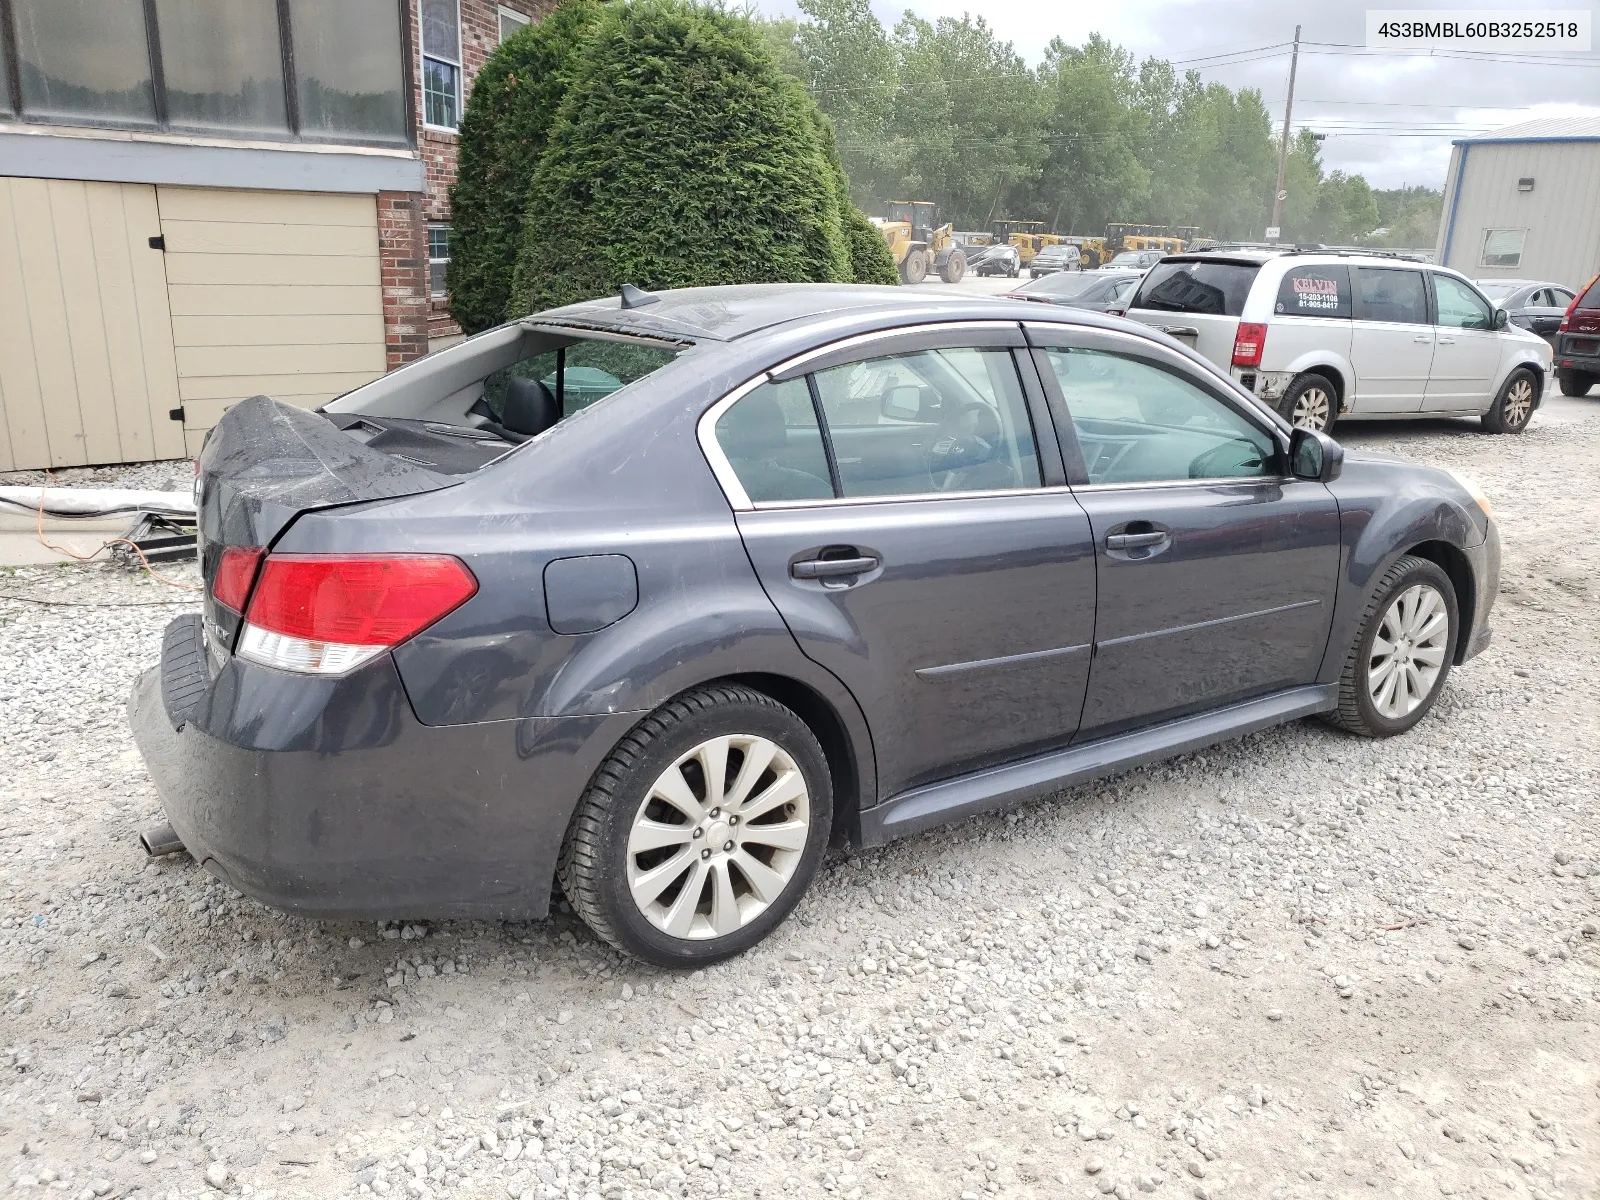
875 201 968 284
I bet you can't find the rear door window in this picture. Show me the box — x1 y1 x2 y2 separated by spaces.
1130 261 1260 316
1352 268 1429 325
714 378 833 503
810 347 1042 498
1274 264 1351 318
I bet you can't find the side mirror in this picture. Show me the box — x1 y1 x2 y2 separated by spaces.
1493 306 1510 330
1289 427 1343 483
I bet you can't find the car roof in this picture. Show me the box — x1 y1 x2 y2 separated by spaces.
530 284 994 343
528 282 1129 344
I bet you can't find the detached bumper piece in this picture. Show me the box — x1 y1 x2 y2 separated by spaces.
159 613 208 729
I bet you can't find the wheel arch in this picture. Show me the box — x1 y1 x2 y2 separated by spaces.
1400 539 1477 665
1288 361 1347 408
724 671 871 847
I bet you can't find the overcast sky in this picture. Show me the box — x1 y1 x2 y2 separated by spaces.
754 0 1600 189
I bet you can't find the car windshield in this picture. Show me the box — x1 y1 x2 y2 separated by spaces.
1018 273 1104 298
1131 260 1261 316
1109 252 1147 266
1577 277 1600 309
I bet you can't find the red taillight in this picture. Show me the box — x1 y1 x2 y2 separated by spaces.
1232 322 1268 367
212 546 263 613
1559 274 1597 332
244 554 478 647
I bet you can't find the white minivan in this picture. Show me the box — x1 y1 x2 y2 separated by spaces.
1120 251 1553 434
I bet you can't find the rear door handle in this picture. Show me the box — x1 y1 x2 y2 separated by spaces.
1413 335 1433 343
1106 531 1168 550
1437 337 1456 345
791 555 879 579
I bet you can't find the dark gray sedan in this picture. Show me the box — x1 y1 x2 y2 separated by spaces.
131 284 1500 966
1004 269 1144 312
1476 278 1577 343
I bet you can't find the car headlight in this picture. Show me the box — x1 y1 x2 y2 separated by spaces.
1445 469 1492 520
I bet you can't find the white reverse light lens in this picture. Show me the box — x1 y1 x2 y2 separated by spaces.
236 624 387 676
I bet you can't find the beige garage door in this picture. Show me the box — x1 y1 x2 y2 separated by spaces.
0 178 186 471
159 187 387 452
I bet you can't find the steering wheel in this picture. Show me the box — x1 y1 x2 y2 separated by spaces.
1188 437 1269 479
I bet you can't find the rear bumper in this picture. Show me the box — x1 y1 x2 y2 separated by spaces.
1555 343 1600 375
128 618 639 920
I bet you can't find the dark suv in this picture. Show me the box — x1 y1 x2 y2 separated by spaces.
1556 272 1600 396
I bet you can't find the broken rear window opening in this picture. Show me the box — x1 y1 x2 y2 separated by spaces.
314 323 687 471
1132 261 1261 317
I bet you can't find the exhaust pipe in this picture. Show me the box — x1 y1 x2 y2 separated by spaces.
140 824 185 857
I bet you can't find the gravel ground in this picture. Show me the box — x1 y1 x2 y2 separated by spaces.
2 401 1597 1200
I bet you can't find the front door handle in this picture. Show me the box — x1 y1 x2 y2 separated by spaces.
791 555 880 580
1413 335 1433 343
1106 531 1168 550
1437 336 1456 345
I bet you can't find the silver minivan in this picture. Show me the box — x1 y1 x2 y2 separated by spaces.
1121 251 1553 434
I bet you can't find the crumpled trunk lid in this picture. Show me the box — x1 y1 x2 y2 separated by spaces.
196 395 456 650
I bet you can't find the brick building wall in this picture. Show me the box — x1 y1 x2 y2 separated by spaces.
380 0 550 364
415 0 552 346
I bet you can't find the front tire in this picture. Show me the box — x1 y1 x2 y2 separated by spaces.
1277 372 1339 434
1481 367 1537 433
1557 368 1596 397
558 684 832 967
939 249 967 283
1325 555 1458 738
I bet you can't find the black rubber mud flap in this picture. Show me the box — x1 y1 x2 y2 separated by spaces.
160 614 209 730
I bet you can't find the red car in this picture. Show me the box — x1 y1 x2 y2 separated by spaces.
1556 273 1600 397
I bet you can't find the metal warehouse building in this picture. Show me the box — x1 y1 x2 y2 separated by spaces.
1436 116 1600 291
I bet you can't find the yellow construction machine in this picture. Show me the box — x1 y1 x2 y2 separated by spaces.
875 201 968 284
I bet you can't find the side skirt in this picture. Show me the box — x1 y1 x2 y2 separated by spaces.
855 685 1338 847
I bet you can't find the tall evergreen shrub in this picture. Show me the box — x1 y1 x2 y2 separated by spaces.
510 0 858 314
446 0 602 333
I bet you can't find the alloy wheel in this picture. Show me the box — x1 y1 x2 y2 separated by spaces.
1291 386 1332 431
625 735 810 940
1502 377 1534 428
1366 583 1449 719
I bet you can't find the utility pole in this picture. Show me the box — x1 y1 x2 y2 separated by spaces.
1269 24 1301 242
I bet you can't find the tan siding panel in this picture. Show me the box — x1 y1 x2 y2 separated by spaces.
176 342 385 378
177 371 381 401
11 178 86 466
120 185 187 460
82 181 155 463
163 252 380 287
171 313 385 349
155 187 377 226
160 219 378 257
49 180 124 465
166 283 381 316
179 393 337 429
0 181 52 471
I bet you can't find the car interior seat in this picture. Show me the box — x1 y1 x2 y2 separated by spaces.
502 376 561 438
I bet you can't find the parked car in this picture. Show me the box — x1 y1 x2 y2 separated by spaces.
1003 269 1144 311
131 283 1500 967
1552 272 1600 397
1123 251 1552 434
1474 278 1576 344
965 241 1021 277
1100 249 1166 271
1028 243 1081 276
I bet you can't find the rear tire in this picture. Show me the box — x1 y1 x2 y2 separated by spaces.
899 249 928 285
1277 373 1339 434
1557 368 1596 397
558 684 832 967
1481 367 1537 433
1324 555 1458 738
